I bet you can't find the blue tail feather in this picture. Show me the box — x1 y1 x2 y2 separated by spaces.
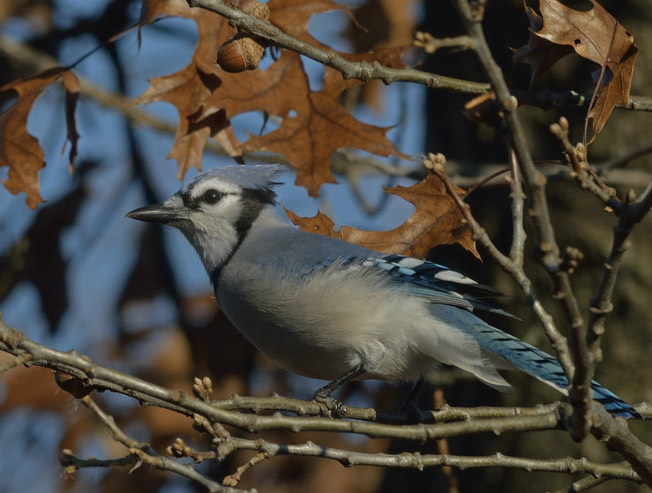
460 324 640 419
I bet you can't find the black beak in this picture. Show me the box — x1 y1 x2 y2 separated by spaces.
126 203 184 223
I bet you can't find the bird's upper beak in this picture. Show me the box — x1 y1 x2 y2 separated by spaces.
126 198 186 224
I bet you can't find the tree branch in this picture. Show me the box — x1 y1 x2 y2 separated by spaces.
0 318 571 440
451 0 600 443
186 0 488 94
217 435 641 481
184 0 652 112
65 396 247 493
428 152 574 378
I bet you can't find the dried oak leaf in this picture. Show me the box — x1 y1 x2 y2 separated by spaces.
240 59 408 196
137 0 242 178
201 50 304 120
269 0 357 48
286 173 479 258
514 0 637 140
228 47 408 196
0 67 78 209
513 5 574 85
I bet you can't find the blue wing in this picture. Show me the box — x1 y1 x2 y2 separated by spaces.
357 254 514 317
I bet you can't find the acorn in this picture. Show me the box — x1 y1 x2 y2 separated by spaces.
217 33 266 72
216 0 270 73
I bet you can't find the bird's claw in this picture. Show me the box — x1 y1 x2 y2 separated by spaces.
313 392 347 418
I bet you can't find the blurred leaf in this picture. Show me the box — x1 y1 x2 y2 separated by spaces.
119 225 171 304
286 173 478 258
61 71 80 172
0 179 86 330
343 0 418 111
0 67 69 209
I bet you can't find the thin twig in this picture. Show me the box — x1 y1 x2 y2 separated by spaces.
452 0 595 441
223 452 270 487
552 471 615 493
507 148 526 267
413 32 475 54
427 152 574 378
433 389 459 493
549 119 618 205
588 179 652 359
79 396 246 493
595 141 652 172
219 435 641 480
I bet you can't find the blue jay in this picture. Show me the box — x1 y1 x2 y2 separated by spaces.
127 164 639 419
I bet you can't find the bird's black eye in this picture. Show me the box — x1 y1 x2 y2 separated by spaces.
202 189 222 205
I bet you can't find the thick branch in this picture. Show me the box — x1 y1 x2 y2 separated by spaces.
588 179 652 358
590 404 652 485
0 319 566 439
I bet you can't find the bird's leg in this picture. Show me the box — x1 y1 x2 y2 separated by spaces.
399 375 432 422
313 363 366 417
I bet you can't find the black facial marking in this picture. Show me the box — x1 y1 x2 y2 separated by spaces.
210 186 277 285
180 191 199 209
232 187 274 238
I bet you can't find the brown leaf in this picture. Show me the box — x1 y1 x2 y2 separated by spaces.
515 0 637 140
588 42 637 138
241 79 407 195
284 208 340 238
137 0 242 178
233 48 407 196
201 50 304 120
512 5 574 85
142 0 406 193
343 0 418 111
269 0 357 48
0 67 69 209
286 173 478 258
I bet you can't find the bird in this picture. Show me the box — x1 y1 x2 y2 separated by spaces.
126 164 639 419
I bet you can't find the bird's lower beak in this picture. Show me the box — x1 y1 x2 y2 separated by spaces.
126 202 185 224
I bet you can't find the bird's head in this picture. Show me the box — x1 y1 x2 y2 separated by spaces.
126 164 283 272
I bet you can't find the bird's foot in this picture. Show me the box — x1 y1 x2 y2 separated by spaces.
313 390 347 418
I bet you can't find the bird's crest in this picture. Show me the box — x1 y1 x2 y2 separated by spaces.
184 164 285 194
